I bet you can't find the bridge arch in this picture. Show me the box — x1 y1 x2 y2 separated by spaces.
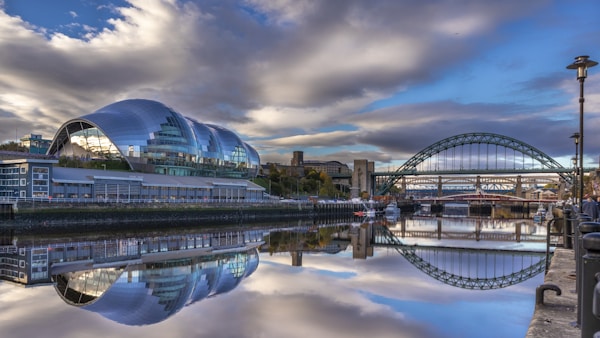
375 225 545 289
399 246 546 290
377 132 568 195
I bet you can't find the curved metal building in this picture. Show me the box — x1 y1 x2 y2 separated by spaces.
53 248 260 326
47 99 260 178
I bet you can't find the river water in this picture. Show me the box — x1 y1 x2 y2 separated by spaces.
0 214 547 338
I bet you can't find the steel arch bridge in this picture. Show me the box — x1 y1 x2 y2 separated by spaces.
376 132 572 195
374 225 546 289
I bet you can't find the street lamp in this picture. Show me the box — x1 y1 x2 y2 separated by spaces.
567 55 598 211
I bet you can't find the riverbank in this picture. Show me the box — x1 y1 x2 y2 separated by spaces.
0 200 375 234
526 248 579 337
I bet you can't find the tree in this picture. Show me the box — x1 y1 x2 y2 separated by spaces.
319 172 336 197
0 141 27 152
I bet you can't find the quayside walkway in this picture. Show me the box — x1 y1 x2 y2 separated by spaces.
526 248 578 337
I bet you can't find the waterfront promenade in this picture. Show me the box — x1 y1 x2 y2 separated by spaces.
526 248 579 337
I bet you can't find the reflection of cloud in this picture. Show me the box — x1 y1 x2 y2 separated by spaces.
236 293 434 338
0 283 116 337
246 248 543 338
0 245 544 338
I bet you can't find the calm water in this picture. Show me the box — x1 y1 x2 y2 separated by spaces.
0 216 546 338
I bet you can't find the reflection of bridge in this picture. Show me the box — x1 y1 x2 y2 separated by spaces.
370 132 579 196
389 216 547 242
372 224 546 290
255 220 547 289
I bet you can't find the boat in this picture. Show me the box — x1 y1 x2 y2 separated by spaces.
384 202 400 216
354 202 377 218
533 203 546 224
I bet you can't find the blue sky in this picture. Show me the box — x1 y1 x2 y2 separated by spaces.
0 0 599 169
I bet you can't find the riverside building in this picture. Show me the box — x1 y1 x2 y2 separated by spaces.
0 99 265 201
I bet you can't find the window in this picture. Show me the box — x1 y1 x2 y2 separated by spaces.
20 179 26 186
20 167 26 174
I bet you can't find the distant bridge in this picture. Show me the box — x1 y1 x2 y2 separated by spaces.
420 192 556 204
374 132 577 196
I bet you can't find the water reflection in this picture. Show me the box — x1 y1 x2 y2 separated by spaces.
53 247 259 325
266 220 545 288
0 217 545 337
388 215 547 242
1 229 264 325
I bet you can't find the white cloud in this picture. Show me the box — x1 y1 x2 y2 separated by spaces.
0 0 592 167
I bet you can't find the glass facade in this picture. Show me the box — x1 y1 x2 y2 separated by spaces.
52 248 260 325
47 99 260 178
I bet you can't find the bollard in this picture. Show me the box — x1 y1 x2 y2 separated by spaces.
594 278 600 338
581 233 600 337
578 221 600 326
577 214 594 276
594 274 600 319
577 215 593 263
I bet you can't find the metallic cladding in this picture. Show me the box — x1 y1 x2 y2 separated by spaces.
47 99 260 178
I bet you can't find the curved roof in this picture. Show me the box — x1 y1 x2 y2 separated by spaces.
53 248 260 326
47 99 260 178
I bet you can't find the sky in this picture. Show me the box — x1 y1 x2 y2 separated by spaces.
0 0 599 170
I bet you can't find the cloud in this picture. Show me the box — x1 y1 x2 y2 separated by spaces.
0 0 594 167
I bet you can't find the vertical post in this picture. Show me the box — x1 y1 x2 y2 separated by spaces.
578 77 585 212
578 221 600 325
564 208 573 249
581 232 600 336
567 55 598 211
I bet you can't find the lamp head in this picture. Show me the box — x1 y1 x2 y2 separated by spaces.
570 132 580 144
566 55 598 80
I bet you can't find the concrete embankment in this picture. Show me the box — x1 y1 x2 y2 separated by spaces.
526 248 579 337
0 201 367 234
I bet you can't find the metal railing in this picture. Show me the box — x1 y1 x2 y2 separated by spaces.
0 196 322 209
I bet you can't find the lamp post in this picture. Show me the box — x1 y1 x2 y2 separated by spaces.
572 156 578 205
567 55 598 211
570 132 580 206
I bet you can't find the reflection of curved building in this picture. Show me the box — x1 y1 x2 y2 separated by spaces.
52 248 259 326
47 99 260 178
